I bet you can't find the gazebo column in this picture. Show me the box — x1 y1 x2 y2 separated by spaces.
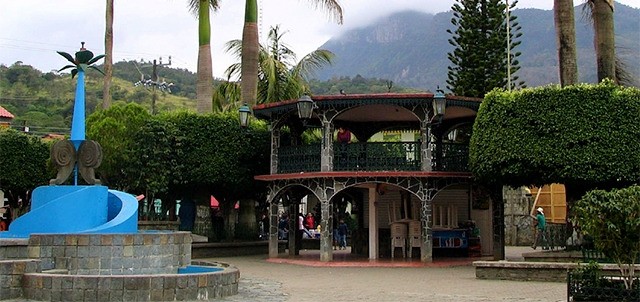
319 196 333 261
368 185 378 260
289 202 299 256
420 194 433 262
270 127 280 174
420 118 433 172
268 199 279 258
320 119 334 172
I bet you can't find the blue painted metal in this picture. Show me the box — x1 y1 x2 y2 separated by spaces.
70 70 85 185
80 190 138 234
70 70 86 147
0 186 138 238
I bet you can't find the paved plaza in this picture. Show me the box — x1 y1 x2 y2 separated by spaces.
216 246 566 302
4 247 566 302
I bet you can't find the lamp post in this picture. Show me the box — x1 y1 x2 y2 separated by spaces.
432 90 446 119
422 89 447 172
239 103 251 127
296 95 315 119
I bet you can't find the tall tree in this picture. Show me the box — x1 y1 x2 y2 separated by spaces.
0 129 50 211
447 0 524 97
240 0 343 109
554 0 578 86
188 0 220 114
103 0 114 109
587 0 616 82
225 25 334 105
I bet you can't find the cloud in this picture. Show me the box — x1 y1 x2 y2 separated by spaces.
0 0 637 78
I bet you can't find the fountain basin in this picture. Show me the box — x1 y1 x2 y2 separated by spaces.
21 261 239 301
1 232 240 301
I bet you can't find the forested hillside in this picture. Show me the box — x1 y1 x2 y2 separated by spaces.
0 62 197 135
315 3 640 90
0 63 409 134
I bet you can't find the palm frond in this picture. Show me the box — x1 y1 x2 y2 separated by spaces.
307 0 344 24
224 39 243 59
224 63 242 81
187 0 219 17
293 49 334 81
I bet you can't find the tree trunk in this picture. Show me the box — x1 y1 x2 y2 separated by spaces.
196 0 213 114
592 0 616 82
241 0 259 108
102 0 114 109
554 0 578 86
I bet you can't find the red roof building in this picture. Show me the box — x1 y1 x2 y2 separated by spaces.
0 106 15 127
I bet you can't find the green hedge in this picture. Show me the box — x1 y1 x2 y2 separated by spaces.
469 80 640 189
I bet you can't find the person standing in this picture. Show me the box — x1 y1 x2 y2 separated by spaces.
337 127 351 144
532 207 548 250
338 219 348 250
304 213 315 230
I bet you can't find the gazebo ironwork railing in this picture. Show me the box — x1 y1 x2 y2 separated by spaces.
333 142 421 171
277 144 322 173
439 143 469 172
277 141 471 173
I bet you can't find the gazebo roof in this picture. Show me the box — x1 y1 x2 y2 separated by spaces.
252 93 482 121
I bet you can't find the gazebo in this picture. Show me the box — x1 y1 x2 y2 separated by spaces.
252 93 499 262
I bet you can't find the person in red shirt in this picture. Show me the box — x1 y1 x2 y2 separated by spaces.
0 217 7 231
304 213 315 230
337 127 351 144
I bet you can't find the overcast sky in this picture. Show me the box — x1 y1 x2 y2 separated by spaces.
1 0 638 79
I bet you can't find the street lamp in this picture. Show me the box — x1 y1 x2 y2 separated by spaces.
296 95 315 119
432 90 446 118
238 103 251 127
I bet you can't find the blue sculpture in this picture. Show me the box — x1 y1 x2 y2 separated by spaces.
0 43 138 238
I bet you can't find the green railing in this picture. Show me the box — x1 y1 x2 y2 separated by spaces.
439 143 469 172
334 142 421 171
278 144 321 173
277 141 470 173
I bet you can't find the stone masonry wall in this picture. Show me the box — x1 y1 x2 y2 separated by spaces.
21 266 240 302
503 187 535 246
27 232 192 275
0 259 40 300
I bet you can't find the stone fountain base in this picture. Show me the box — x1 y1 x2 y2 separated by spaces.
0 232 239 301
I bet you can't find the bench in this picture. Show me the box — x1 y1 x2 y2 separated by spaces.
582 249 614 263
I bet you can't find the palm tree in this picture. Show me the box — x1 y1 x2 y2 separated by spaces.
554 0 578 86
103 0 114 109
240 0 343 109
221 25 334 106
188 0 220 114
586 0 615 82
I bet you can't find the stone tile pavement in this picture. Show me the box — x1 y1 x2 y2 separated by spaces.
5 246 564 302
213 246 565 302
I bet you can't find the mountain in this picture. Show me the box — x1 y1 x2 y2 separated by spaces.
314 3 640 90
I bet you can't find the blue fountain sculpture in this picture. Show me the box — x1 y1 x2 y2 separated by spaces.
0 43 138 238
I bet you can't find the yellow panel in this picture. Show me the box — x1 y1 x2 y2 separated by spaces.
530 183 567 223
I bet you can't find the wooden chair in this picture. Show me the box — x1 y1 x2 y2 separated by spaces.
390 222 407 258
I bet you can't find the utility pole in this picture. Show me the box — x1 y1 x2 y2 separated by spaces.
506 0 511 92
134 57 172 115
